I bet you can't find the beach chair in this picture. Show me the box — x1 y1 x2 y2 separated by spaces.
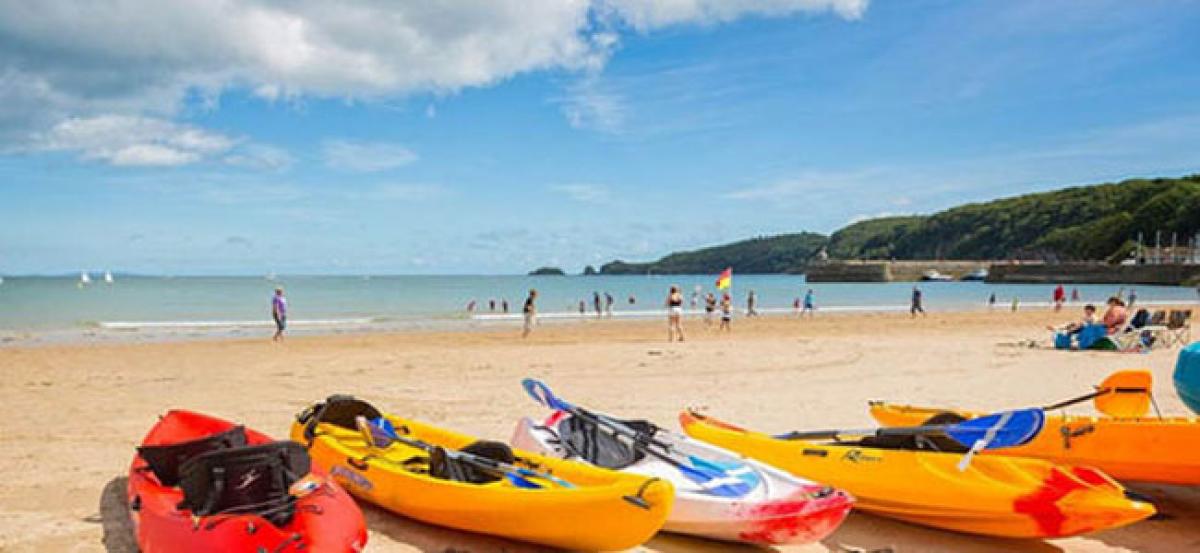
1139 310 1171 348
1166 310 1193 347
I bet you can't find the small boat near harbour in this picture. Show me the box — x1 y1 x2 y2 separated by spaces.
960 268 989 281
921 270 954 282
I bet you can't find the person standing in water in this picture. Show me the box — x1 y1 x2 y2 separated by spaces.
910 286 925 318
593 291 603 318
521 289 538 338
704 292 717 325
988 293 996 309
746 290 758 317
719 293 733 331
1053 284 1065 312
666 285 685 341
1128 288 1137 308
802 288 815 318
271 287 287 342
604 292 614 316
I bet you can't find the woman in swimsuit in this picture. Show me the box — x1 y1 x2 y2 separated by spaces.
666 285 685 342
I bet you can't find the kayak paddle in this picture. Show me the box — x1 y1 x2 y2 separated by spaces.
1040 370 1155 418
522 378 751 497
355 415 573 490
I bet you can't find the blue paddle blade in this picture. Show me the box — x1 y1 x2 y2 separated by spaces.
504 472 542 489
945 408 1045 449
522 378 573 411
688 456 760 491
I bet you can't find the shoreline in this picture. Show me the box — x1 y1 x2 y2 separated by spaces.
2 299 1194 348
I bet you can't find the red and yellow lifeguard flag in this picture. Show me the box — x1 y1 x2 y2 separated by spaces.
715 267 732 290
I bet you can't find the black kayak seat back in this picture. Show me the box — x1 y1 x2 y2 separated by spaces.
427 440 515 484
301 395 383 442
137 425 248 487
177 441 311 526
556 414 655 470
857 411 969 453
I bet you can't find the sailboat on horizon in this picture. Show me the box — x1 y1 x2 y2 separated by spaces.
79 271 91 288
104 270 114 284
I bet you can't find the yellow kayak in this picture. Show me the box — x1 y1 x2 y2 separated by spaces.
680 410 1154 538
869 401 1200 485
292 396 673 551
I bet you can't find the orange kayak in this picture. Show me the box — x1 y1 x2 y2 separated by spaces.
680 410 1154 538
869 401 1200 485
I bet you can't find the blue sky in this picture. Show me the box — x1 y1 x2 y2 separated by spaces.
2 0 1199 275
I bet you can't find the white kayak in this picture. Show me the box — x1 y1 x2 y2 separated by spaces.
512 410 854 545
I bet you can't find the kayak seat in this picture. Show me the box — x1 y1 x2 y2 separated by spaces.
428 440 515 484
300 394 383 442
556 414 655 470
177 440 311 527
857 412 969 453
137 425 248 487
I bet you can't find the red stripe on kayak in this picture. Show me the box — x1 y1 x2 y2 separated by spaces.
1012 467 1087 537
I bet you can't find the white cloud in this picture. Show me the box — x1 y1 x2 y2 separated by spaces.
600 0 869 29
558 76 628 133
0 1 869 147
322 140 417 172
223 144 295 171
30 115 234 167
551 183 610 202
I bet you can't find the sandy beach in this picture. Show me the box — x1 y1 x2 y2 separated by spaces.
2 308 1197 553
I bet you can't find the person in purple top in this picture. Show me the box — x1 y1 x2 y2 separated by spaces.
272 287 287 342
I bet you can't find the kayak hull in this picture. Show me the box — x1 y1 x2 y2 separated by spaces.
679 411 1154 538
292 403 673 551
511 414 853 545
1175 342 1200 416
129 410 367 553
870 401 1200 485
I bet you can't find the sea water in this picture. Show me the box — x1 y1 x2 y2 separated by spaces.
0 274 1195 343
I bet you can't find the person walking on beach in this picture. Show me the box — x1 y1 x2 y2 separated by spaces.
271 287 287 342
502 299 509 313
1071 288 1080 302
593 291 603 318
802 288 815 318
605 292 614 316
1053 284 1065 312
988 293 996 309
489 299 496 312
522 289 538 338
746 290 758 317
666 285 686 341
910 286 925 318
578 300 586 315
719 293 733 331
704 292 717 325
1128 288 1137 308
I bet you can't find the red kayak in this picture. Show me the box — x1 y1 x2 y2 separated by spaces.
128 410 367 553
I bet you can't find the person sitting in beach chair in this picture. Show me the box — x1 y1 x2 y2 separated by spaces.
1049 304 1098 335
1101 297 1128 335
1166 309 1193 347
